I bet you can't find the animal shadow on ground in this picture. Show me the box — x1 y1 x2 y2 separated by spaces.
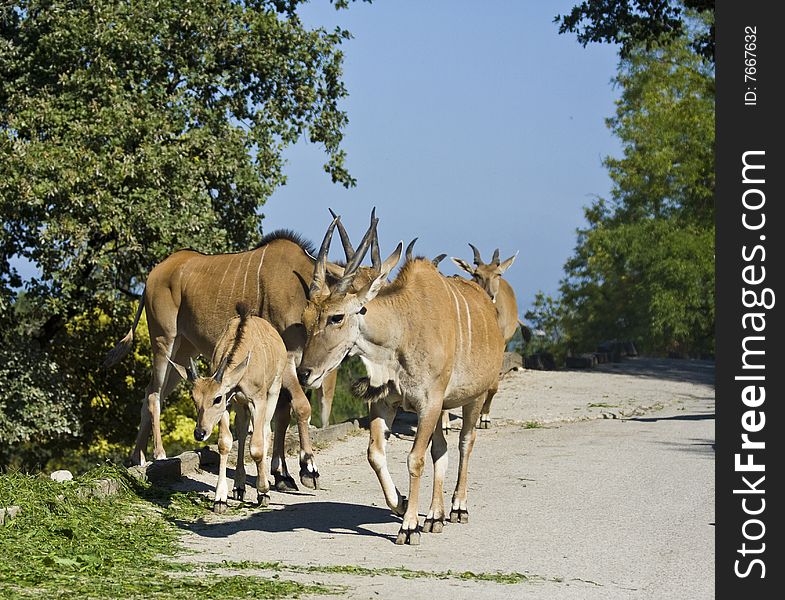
595 357 715 386
628 412 715 423
175 500 400 541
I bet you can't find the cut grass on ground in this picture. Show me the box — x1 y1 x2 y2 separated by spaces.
214 560 536 583
0 465 334 599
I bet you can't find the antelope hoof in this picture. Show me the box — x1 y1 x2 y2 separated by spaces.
422 518 444 533
449 509 469 524
233 488 245 502
213 500 228 514
395 526 421 546
478 417 490 429
256 493 270 508
299 468 320 490
153 449 167 460
273 473 299 492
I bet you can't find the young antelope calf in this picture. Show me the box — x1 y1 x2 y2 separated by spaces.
170 304 288 512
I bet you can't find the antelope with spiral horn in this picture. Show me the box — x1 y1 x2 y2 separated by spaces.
298 215 503 545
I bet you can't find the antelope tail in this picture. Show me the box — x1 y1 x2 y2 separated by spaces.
518 319 532 343
103 290 145 368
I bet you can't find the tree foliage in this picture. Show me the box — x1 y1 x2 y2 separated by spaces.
555 0 714 62
555 21 714 357
0 0 360 467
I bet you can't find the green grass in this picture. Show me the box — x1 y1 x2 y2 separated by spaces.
212 560 537 584
0 465 334 599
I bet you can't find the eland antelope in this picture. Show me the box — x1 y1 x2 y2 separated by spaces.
104 214 378 489
451 244 520 429
313 210 388 428
297 217 504 545
169 304 287 512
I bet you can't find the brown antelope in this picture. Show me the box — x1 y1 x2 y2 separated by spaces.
104 213 378 489
311 210 387 428
169 304 287 512
451 244 519 429
298 218 504 545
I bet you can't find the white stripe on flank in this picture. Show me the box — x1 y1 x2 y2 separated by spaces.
456 286 472 351
241 256 249 298
241 251 253 299
439 277 462 348
255 247 267 311
228 254 242 301
215 256 232 311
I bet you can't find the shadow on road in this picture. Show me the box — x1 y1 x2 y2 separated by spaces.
593 358 715 386
655 438 715 455
627 412 715 422
175 500 399 541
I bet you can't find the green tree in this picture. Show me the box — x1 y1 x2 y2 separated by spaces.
555 0 714 62
0 0 361 467
523 292 564 356
556 20 714 357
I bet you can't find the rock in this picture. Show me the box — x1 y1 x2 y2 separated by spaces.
146 452 200 483
525 352 556 371
92 478 121 498
126 465 147 482
1 505 21 526
50 470 73 483
75 478 122 500
176 451 201 475
501 352 523 375
126 451 204 483
199 446 221 468
566 354 597 369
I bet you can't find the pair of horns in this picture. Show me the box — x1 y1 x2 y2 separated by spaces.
469 243 500 266
312 209 379 296
405 238 446 267
329 208 382 271
181 355 229 383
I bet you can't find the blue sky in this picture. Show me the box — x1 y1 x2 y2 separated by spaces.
13 1 621 318
264 0 622 315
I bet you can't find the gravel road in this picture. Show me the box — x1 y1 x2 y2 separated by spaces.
177 358 715 599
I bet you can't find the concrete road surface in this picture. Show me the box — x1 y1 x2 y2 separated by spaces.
178 358 715 599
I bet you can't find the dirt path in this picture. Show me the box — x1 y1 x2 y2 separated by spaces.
175 358 715 599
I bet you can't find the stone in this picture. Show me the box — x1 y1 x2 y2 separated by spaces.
91 478 121 498
199 446 220 468
1 505 21 526
145 451 202 482
126 465 147 482
177 451 201 475
50 469 73 483
501 352 523 375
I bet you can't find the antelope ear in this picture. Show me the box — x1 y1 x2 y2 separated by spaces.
167 357 192 382
381 242 403 276
221 353 251 392
354 242 402 307
498 252 518 274
451 257 475 275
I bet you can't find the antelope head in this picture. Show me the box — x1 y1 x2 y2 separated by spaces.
452 244 517 303
168 353 251 442
298 213 402 388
